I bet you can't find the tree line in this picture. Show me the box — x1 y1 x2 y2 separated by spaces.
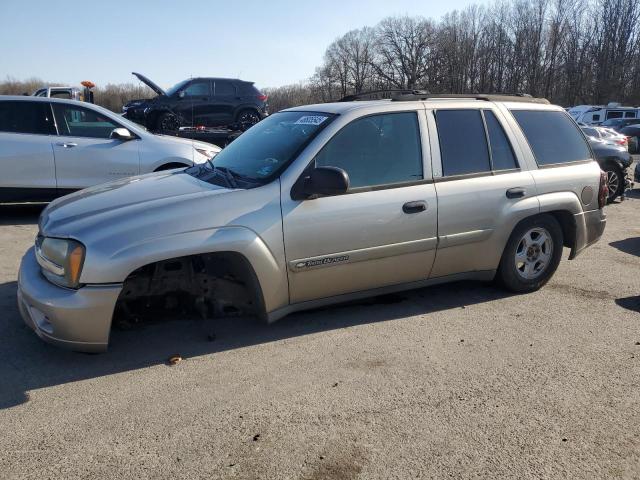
2 0 639 113
266 0 640 111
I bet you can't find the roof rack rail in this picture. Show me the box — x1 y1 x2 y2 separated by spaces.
390 92 550 104
339 89 428 102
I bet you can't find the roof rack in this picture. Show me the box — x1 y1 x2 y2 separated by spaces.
391 92 550 104
339 89 424 102
339 90 550 104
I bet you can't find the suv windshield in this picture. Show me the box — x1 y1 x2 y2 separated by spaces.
166 79 190 97
209 111 334 183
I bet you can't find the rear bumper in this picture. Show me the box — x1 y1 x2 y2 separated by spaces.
17 247 122 352
570 209 606 259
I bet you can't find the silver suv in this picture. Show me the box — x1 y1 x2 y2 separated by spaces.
17 93 607 352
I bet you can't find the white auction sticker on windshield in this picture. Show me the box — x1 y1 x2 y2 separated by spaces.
295 115 328 125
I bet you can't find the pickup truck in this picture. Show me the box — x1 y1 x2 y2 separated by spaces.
18 93 607 352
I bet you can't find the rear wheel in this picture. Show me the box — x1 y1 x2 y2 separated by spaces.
497 215 563 293
602 163 623 203
235 109 260 130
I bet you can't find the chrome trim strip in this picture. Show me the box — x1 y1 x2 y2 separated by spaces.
438 229 493 248
288 237 438 272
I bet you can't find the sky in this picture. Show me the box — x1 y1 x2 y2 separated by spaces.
0 0 486 90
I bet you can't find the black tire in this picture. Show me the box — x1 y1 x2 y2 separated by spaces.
602 162 623 203
235 109 260 130
497 215 563 293
156 112 179 132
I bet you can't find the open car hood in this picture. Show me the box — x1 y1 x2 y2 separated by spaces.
132 72 166 97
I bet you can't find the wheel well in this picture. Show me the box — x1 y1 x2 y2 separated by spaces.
115 252 266 326
235 107 258 119
546 210 575 250
154 162 189 171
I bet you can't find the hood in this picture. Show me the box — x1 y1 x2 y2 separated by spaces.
40 170 229 238
153 134 221 152
132 72 166 97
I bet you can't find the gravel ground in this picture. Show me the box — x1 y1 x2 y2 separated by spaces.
0 181 639 479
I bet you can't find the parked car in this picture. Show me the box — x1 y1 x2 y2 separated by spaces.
0 96 220 202
581 125 628 149
18 93 607 352
635 161 640 184
568 103 639 125
588 139 633 203
620 124 640 153
600 117 640 131
123 72 268 132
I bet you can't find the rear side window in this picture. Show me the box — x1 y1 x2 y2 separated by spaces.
512 110 591 165
436 110 490 176
214 80 236 96
315 112 423 189
0 101 55 135
238 82 259 95
624 111 636 118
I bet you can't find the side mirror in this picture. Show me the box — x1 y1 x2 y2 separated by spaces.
301 166 349 198
178 91 186 99
110 127 134 141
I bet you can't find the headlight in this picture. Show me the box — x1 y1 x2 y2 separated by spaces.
195 147 217 160
35 236 86 289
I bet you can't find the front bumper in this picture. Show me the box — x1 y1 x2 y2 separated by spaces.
17 247 122 352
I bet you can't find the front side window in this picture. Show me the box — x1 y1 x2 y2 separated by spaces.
52 104 120 139
512 110 592 165
436 110 490 176
183 81 211 97
0 101 55 135
315 112 423 189
209 111 334 182
606 111 623 120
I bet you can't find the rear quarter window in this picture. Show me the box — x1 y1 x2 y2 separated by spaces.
511 110 592 166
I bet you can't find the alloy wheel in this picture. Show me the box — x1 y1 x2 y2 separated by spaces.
514 227 553 280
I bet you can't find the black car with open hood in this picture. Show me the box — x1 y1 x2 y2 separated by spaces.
122 72 268 132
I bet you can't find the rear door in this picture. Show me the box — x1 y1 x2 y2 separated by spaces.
51 102 140 191
428 106 538 278
281 110 438 303
212 80 237 126
0 100 58 201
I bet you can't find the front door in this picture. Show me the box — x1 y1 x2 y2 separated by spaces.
51 103 140 190
175 80 213 127
281 110 438 304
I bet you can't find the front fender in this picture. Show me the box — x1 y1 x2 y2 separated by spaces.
80 226 289 314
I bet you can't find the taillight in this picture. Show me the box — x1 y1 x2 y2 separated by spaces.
598 170 608 208
257 94 268 102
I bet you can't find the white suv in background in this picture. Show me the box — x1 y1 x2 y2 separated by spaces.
0 96 220 202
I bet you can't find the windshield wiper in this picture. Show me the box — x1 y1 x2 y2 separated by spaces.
214 166 238 189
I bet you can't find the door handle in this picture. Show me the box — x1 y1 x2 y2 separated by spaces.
402 200 427 214
506 187 526 199
56 142 78 148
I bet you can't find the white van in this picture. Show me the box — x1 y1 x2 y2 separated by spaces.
568 103 639 125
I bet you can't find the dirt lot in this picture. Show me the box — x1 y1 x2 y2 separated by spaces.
0 184 639 479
